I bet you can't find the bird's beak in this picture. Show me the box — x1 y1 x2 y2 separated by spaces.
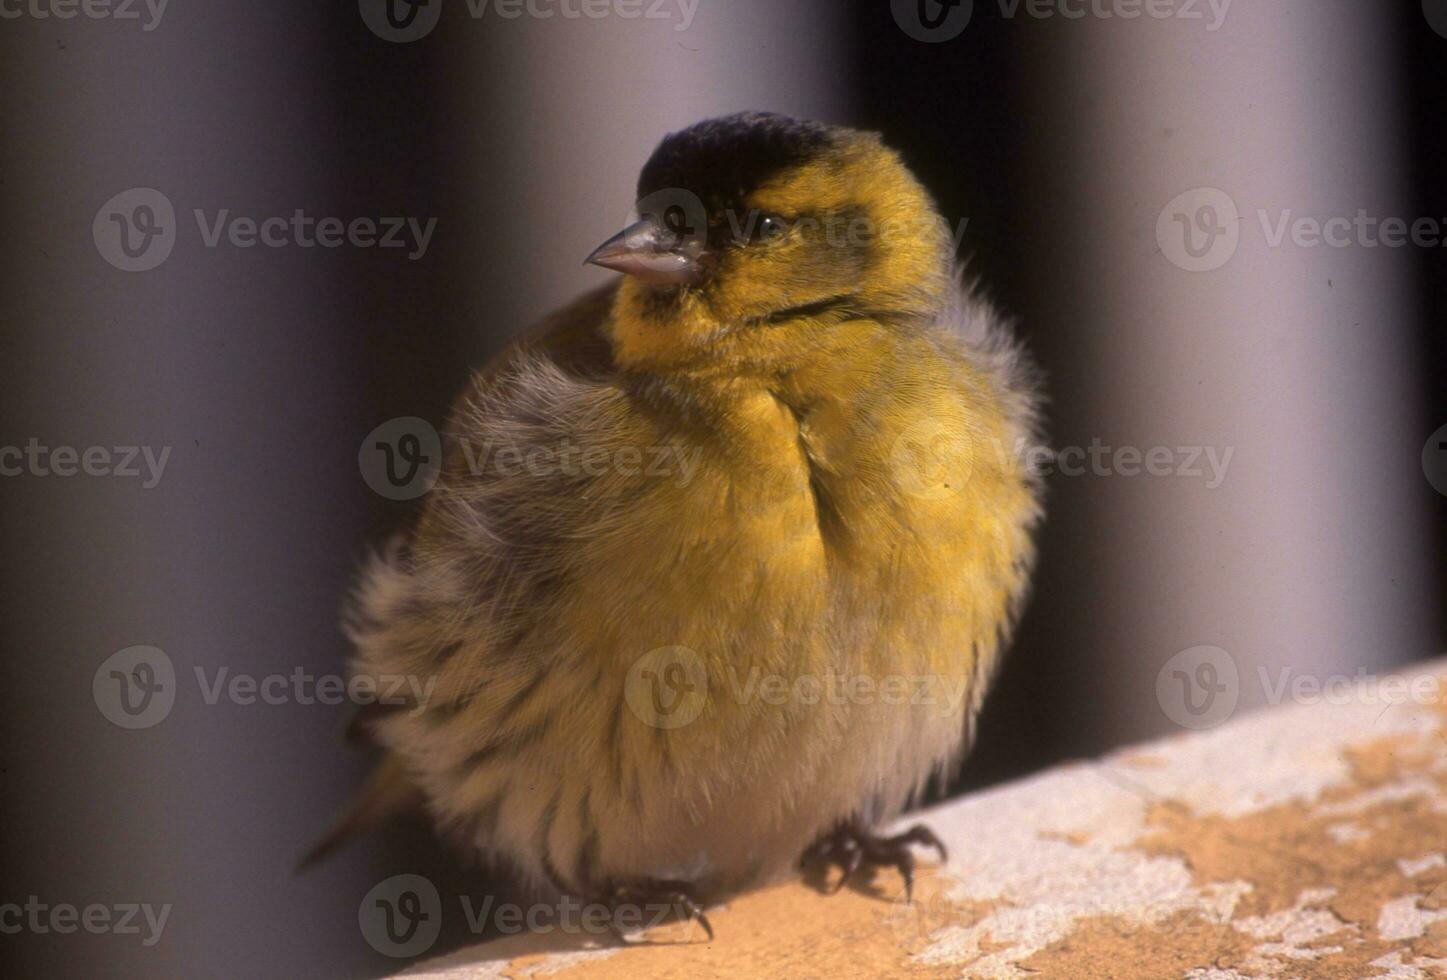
585 218 703 285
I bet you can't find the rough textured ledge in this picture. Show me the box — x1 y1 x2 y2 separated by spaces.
400 657 1447 979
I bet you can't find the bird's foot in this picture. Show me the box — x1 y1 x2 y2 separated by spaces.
801 820 948 902
598 877 713 942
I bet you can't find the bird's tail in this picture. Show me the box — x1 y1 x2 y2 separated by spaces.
295 752 422 871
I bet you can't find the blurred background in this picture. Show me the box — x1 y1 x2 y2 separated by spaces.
1 1 1443 976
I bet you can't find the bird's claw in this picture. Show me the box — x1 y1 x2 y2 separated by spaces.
801 820 949 903
600 877 713 942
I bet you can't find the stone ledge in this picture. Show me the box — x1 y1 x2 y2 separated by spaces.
401 657 1447 979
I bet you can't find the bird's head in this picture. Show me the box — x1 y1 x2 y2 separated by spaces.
587 112 953 375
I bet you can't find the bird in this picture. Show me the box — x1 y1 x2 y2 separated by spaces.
308 111 1044 939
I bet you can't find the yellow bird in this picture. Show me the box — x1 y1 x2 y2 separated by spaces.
315 111 1043 937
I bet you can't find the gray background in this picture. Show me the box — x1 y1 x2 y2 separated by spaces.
1 1 1443 976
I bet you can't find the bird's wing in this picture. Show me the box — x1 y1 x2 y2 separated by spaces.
295 750 419 871
301 284 624 868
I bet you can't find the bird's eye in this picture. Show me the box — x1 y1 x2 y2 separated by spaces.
752 213 788 244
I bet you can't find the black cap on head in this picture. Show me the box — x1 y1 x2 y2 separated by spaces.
636 112 838 211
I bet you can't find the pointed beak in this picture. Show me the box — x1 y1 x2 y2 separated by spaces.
584 218 703 285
